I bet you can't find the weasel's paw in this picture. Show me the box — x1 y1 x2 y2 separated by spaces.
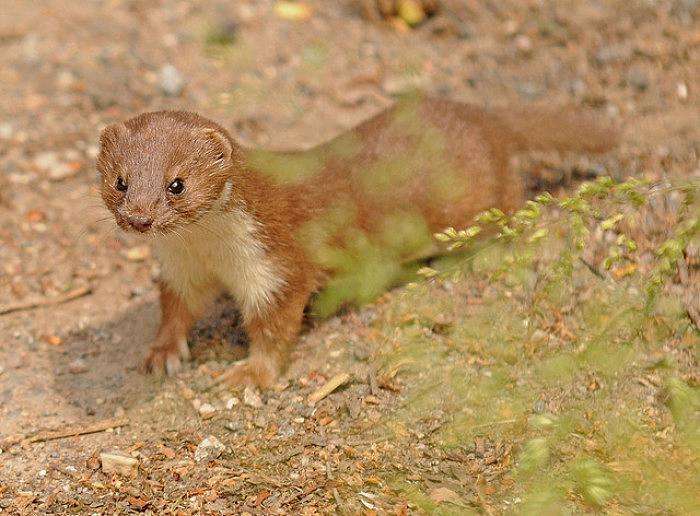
214 357 279 390
144 337 190 376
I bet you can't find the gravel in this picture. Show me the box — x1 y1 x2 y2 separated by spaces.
67 358 88 374
243 386 263 408
194 435 225 462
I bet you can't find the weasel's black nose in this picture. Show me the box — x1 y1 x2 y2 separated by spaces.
127 215 153 233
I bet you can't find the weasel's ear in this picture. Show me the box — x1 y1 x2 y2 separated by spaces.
99 122 129 149
192 127 233 163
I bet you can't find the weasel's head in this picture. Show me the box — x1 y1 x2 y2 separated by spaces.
96 111 239 235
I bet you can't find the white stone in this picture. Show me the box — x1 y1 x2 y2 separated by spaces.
194 435 225 462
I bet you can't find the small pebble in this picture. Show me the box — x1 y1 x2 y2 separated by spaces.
179 384 195 400
67 358 88 374
86 145 99 159
48 163 77 181
595 44 630 64
277 424 295 437
382 74 426 95
159 64 185 97
124 245 150 262
33 151 60 170
677 82 688 100
0 123 13 139
100 453 137 476
353 348 370 362
225 397 239 410
21 33 40 63
194 435 225 462
32 151 78 181
243 386 263 408
503 19 518 36
516 81 544 99
627 67 649 91
224 420 243 433
57 70 75 89
514 34 532 54
198 403 216 419
531 329 548 342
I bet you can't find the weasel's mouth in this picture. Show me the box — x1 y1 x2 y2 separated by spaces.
123 216 154 233
114 214 155 235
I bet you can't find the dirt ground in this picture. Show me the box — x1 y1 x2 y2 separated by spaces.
0 0 698 513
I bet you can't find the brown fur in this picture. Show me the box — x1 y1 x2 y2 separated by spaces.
97 92 618 387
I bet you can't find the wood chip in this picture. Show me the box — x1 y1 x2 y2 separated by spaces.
100 452 139 476
308 373 352 405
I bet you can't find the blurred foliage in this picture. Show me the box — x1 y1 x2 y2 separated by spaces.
204 21 237 48
361 0 440 29
371 176 698 512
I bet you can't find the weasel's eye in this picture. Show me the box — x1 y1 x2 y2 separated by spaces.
115 177 128 192
168 178 185 195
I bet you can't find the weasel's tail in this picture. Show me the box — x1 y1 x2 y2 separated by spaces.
490 106 621 154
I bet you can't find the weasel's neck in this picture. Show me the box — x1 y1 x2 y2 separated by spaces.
232 151 329 233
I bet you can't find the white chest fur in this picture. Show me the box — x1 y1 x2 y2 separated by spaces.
153 206 285 320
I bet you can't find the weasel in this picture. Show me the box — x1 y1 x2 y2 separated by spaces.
97 92 618 388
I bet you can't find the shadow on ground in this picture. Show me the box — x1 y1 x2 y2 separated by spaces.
49 298 249 421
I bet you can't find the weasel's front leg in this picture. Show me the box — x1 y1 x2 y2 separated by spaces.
220 290 310 389
144 282 198 375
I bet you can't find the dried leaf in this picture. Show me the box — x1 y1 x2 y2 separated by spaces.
42 335 62 346
128 496 150 510
253 490 270 507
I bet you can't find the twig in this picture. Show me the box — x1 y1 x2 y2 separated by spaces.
578 257 606 280
23 417 129 444
469 418 517 431
282 483 321 506
683 298 699 329
308 373 352 405
332 488 344 510
368 370 380 396
677 257 700 329
0 286 92 316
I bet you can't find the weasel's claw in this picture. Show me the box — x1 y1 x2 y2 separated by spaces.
144 337 190 376
210 358 278 390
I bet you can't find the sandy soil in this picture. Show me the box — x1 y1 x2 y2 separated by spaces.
0 0 697 513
